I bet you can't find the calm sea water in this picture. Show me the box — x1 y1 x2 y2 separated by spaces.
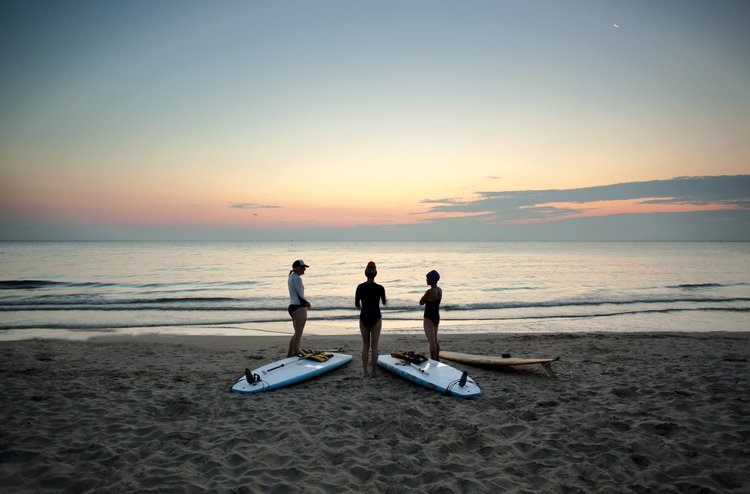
1 241 748 340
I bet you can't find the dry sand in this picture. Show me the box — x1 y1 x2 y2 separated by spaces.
1 332 749 493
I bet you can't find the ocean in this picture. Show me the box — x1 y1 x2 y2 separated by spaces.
1 241 748 340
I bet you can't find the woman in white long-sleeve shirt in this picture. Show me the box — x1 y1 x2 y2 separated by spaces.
287 259 311 356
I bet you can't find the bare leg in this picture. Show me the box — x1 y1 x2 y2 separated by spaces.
423 318 439 361
359 321 371 377
434 322 440 360
288 308 307 357
370 319 382 377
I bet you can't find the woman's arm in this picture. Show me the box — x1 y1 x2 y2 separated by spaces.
419 288 436 305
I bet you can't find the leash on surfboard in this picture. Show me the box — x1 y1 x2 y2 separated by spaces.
444 371 475 397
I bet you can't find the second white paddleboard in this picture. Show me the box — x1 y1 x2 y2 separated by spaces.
377 354 480 398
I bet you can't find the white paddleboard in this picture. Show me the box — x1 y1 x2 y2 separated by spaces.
231 352 352 394
377 354 481 398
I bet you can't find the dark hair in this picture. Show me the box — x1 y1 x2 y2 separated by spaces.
426 270 440 284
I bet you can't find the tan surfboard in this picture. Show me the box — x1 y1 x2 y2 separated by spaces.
439 351 560 377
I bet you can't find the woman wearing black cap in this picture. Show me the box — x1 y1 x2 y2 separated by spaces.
355 261 387 377
287 259 311 357
419 269 442 360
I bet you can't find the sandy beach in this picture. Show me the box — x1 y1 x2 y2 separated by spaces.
1 332 749 493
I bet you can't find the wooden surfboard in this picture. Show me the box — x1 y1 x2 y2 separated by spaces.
439 351 559 377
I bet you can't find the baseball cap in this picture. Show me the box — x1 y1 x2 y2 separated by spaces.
292 259 309 268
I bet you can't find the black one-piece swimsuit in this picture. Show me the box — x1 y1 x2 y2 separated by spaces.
355 282 386 327
424 297 441 325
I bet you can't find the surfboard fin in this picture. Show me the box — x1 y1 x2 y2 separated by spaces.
245 369 261 383
459 370 468 387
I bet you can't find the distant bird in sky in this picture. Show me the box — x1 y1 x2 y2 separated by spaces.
613 23 621 28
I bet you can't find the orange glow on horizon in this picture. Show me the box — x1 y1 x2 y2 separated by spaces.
1 187 435 229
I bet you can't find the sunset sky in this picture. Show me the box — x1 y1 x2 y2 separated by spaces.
1 0 749 240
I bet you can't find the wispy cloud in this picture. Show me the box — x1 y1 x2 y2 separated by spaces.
421 176 750 224
229 202 281 210
419 197 466 205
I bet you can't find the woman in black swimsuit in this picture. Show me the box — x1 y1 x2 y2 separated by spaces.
355 261 386 377
419 269 442 361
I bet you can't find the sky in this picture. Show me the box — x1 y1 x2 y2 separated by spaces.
1 0 749 241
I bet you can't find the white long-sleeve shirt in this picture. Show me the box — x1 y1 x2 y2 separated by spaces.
288 273 306 305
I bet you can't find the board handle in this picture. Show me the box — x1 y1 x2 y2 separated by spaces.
263 363 285 374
